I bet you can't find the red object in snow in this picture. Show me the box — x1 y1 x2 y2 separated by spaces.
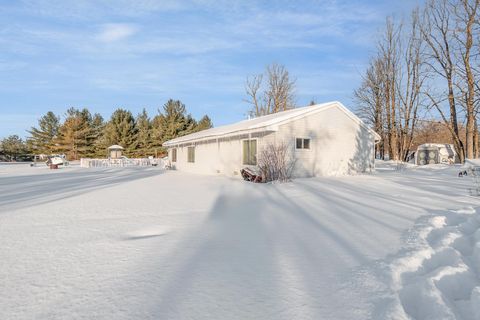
241 168 263 183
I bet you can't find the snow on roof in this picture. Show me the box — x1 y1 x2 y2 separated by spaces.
163 101 380 146
108 145 124 150
417 143 457 157
417 143 454 149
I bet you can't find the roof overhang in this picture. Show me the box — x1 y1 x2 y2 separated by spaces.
163 127 277 147
162 101 382 147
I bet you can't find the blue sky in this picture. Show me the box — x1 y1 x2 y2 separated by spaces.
0 0 419 138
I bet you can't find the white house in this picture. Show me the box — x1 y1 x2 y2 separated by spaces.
162 101 381 178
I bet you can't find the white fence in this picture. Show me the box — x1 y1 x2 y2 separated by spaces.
80 158 164 168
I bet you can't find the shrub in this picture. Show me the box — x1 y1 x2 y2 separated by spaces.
258 142 296 182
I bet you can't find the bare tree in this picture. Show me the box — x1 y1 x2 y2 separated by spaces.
354 57 386 159
378 17 402 160
452 0 479 159
245 63 296 117
245 74 263 117
355 0 480 163
397 9 427 161
421 0 466 162
473 65 480 158
474 10 480 158
412 119 467 148
355 11 427 162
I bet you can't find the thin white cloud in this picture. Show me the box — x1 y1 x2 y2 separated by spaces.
0 0 420 129
17 0 186 20
96 23 138 42
1 1 386 58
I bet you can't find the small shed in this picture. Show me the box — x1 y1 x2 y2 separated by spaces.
415 143 457 165
108 145 124 159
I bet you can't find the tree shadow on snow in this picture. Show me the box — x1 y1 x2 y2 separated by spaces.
0 167 164 211
139 180 395 319
142 184 288 319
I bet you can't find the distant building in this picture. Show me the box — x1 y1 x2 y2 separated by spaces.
108 145 124 159
162 101 381 178
415 143 458 165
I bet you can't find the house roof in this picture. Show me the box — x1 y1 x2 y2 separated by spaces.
108 145 124 150
163 101 381 147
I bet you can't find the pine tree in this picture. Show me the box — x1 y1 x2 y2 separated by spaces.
150 100 191 155
1 135 27 161
88 113 105 157
27 111 60 155
103 109 137 156
155 99 202 141
183 114 197 136
150 114 164 153
158 99 189 142
150 100 213 155
56 108 93 160
195 115 213 132
134 108 152 157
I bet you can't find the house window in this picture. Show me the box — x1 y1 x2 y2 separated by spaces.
296 138 310 149
171 148 177 162
187 147 195 163
243 140 257 165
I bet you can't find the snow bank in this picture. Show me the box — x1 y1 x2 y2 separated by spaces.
379 207 480 320
465 159 480 168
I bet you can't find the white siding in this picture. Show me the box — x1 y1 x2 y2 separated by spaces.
263 105 375 177
168 105 376 178
169 136 257 177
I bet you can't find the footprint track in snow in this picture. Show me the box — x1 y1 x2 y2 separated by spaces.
378 207 480 320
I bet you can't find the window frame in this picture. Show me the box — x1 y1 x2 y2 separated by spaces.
242 139 257 165
171 148 177 162
187 146 195 163
303 138 310 150
295 137 311 150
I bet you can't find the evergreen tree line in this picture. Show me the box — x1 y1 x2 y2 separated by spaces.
23 99 212 160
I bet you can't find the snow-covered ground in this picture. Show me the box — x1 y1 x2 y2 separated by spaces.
0 162 479 319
